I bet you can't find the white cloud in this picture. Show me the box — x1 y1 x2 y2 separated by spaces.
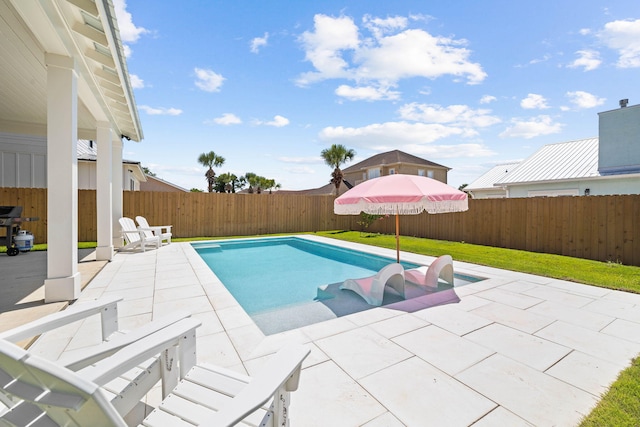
255 115 290 127
194 68 225 92
139 105 183 116
568 50 601 71
598 19 640 68
279 156 324 164
520 93 549 110
296 14 486 89
318 122 494 158
362 14 408 39
129 74 144 89
407 143 496 158
250 32 269 53
112 0 148 57
283 166 316 174
479 95 496 104
335 84 400 101
398 103 501 128
499 115 563 139
209 113 242 125
564 91 606 109
297 15 360 85
319 121 473 145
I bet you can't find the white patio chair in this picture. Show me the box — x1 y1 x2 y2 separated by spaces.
136 215 172 245
0 295 192 417
405 254 454 289
119 217 160 252
0 318 310 426
340 263 405 306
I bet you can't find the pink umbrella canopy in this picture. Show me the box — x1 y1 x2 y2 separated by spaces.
334 174 468 262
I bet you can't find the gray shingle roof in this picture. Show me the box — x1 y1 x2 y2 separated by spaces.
342 150 449 172
496 138 599 185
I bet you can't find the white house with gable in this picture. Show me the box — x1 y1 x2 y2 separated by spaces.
466 100 640 198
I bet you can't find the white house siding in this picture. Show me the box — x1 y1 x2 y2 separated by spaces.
506 176 640 198
598 104 640 174
0 132 47 188
1 132 142 191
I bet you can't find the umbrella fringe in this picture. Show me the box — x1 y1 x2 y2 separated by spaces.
334 200 468 215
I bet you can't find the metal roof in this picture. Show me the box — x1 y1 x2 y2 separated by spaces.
496 138 599 185
465 162 521 190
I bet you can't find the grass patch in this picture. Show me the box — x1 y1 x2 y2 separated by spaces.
314 231 640 293
579 357 640 427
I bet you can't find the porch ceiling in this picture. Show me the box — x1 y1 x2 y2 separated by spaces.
0 0 142 141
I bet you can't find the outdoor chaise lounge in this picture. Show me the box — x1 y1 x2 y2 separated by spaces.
136 215 172 245
119 216 160 252
0 296 310 426
340 263 405 306
405 254 454 289
0 295 192 417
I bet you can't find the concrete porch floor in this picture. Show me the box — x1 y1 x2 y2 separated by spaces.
3 237 640 426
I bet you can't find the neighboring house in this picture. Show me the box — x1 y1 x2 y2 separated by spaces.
0 138 147 191
467 100 640 198
342 150 450 187
281 150 450 196
78 140 146 191
279 180 353 196
464 162 521 199
140 175 189 192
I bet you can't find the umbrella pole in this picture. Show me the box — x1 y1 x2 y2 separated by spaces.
395 211 400 263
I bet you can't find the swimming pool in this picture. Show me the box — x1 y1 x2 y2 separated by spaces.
192 236 482 334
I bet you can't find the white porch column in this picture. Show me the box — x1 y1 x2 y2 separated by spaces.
44 53 80 302
112 138 124 249
96 122 113 260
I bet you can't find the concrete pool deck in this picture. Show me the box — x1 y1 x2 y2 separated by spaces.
5 235 640 426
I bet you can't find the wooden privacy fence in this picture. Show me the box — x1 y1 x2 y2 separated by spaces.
1 188 639 266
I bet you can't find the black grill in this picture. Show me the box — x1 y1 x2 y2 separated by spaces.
1 206 38 256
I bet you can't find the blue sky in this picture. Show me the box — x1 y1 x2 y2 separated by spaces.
116 1 640 191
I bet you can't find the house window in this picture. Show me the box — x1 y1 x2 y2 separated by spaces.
368 168 380 179
427 170 434 178
130 178 135 191
389 168 396 175
418 169 425 177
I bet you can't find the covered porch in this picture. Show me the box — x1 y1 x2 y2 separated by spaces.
0 0 143 301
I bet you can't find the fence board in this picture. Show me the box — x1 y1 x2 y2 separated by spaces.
3 189 640 267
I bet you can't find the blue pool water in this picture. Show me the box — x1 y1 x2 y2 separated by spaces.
192 237 483 334
193 237 423 314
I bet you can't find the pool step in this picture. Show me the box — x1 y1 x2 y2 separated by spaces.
193 243 222 251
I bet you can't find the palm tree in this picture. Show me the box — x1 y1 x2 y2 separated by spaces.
215 172 243 193
197 151 225 193
321 144 356 194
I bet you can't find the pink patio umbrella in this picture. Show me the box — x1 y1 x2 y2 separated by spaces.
334 174 469 263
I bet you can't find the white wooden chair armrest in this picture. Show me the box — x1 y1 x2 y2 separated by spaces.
60 310 191 370
0 295 123 343
78 318 201 387
207 345 310 426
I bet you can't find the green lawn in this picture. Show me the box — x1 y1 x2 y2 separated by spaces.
9 231 640 425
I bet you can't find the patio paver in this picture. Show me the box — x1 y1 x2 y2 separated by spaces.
8 236 640 426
